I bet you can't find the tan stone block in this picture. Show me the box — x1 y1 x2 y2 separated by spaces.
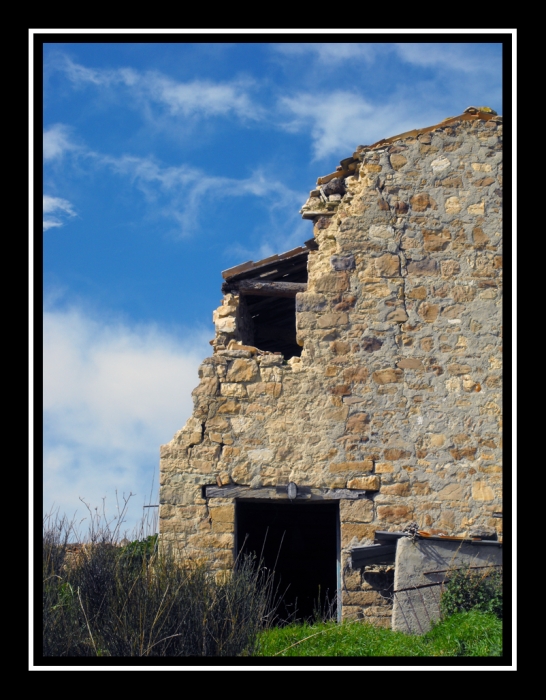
226 358 259 382
412 481 431 495
321 476 347 488
211 521 234 534
471 162 492 172
411 193 437 211
323 406 350 421
381 482 410 496
377 505 414 523
340 498 374 522
448 363 471 375
220 383 247 398
343 569 362 591
453 285 476 302
342 606 364 621
420 337 434 351
314 273 350 293
372 368 403 384
468 201 485 215
423 230 451 252
408 286 427 300
375 462 393 473
217 400 242 414
449 447 477 460
472 481 495 501
384 448 411 461
390 154 407 170
428 433 445 447
472 227 490 247
264 382 282 398
436 483 466 500
435 175 463 188
245 382 267 398
207 416 230 431
440 260 460 278
375 253 400 276
342 590 383 606
331 383 351 396
442 304 466 319
317 312 349 328
209 506 234 523
343 367 369 383
360 281 392 297
397 358 424 370
407 259 438 276
341 523 376 544
445 196 461 214
331 341 350 355
199 533 233 549
418 302 440 322
387 308 409 322
347 475 380 490
330 460 374 473
363 163 382 172
346 412 370 433
231 463 252 484
192 377 219 397
216 471 231 486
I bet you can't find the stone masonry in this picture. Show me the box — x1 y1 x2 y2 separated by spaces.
159 108 502 625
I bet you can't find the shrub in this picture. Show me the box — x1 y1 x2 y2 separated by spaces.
42 504 277 657
440 565 503 620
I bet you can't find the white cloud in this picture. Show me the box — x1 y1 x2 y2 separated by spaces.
43 124 77 160
273 43 378 63
394 43 501 74
43 195 76 231
55 55 262 122
89 151 304 236
43 305 212 535
279 91 429 161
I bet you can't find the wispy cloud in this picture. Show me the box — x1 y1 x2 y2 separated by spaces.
86 150 304 236
43 195 76 231
53 54 263 122
43 304 211 533
272 43 379 63
394 43 502 74
43 124 77 160
279 90 428 161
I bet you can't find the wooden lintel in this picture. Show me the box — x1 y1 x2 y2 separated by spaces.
231 280 307 298
204 485 370 500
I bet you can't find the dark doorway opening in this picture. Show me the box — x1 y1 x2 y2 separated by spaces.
236 500 339 624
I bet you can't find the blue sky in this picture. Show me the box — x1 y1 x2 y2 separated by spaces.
40 34 505 537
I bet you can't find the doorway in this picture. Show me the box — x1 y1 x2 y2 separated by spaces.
236 500 339 623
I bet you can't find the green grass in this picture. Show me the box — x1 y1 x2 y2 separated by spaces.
254 610 502 657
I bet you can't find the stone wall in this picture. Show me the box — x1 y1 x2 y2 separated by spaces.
159 110 502 623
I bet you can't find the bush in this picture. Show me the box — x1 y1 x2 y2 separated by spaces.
42 505 277 657
440 565 503 620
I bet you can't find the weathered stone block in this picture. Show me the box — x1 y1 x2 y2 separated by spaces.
407 259 438 276
330 460 374 473
220 383 248 398
377 505 414 523
314 273 350 293
411 193 437 211
372 368 403 384
226 359 259 382
347 475 380 490
340 499 374 522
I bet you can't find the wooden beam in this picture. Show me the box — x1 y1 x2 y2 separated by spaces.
231 279 307 298
204 485 371 500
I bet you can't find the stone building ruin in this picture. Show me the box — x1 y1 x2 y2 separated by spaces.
159 107 503 626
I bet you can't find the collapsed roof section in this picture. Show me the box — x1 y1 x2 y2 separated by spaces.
220 243 317 359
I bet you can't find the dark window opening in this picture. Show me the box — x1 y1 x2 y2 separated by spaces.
236 500 339 624
243 293 302 359
222 248 309 360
